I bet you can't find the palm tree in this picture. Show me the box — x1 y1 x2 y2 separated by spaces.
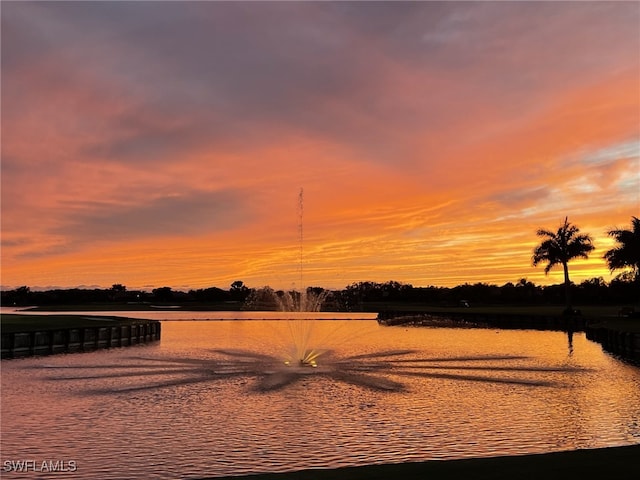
532 217 595 310
604 216 640 285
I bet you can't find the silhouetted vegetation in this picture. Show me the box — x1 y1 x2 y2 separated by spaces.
532 217 594 310
1 283 242 308
604 216 640 286
2 276 637 310
3 217 638 311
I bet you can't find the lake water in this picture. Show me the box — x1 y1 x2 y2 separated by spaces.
2 312 640 479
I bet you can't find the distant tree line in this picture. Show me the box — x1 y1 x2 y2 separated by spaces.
2 216 637 309
1 276 637 309
0 282 251 307
338 277 636 308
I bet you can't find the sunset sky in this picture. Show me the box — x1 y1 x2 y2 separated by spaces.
1 1 639 292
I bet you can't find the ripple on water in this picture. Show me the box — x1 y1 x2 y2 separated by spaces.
1 322 639 479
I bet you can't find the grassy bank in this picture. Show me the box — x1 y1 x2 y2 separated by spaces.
205 444 640 480
372 303 640 333
0 313 153 334
369 302 627 318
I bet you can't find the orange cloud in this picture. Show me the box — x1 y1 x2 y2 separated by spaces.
2 2 638 291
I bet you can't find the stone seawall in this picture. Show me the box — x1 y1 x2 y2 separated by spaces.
585 326 640 363
1 321 161 359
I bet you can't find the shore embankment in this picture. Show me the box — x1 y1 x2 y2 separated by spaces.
377 310 586 331
377 307 640 363
206 444 640 480
584 319 640 363
0 314 161 359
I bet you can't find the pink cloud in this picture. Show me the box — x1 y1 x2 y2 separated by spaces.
2 1 638 290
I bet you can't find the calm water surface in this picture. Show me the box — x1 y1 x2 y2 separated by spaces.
2 315 639 479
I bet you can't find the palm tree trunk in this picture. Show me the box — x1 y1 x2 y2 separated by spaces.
563 262 571 310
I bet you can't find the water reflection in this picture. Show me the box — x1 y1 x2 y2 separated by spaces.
567 330 574 356
34 350 586 394
4 321 640 479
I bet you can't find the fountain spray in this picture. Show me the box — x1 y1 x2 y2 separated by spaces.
298 187 304 292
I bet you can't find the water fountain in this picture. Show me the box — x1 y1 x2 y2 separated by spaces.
6 193 640 480
244 286 330 313
242 286 333 367
245 188 331 310
241 188 334 367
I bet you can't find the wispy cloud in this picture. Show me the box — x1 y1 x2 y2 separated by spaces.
2 1 638 290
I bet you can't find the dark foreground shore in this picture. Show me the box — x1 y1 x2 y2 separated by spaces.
204 445 640 480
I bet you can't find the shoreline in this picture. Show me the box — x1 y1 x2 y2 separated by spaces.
203 444 640 480
377 310 640 363
0 314 161 358
3 307 639 361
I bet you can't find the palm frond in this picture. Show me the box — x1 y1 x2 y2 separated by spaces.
532 218 593 278
604 216 640 279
